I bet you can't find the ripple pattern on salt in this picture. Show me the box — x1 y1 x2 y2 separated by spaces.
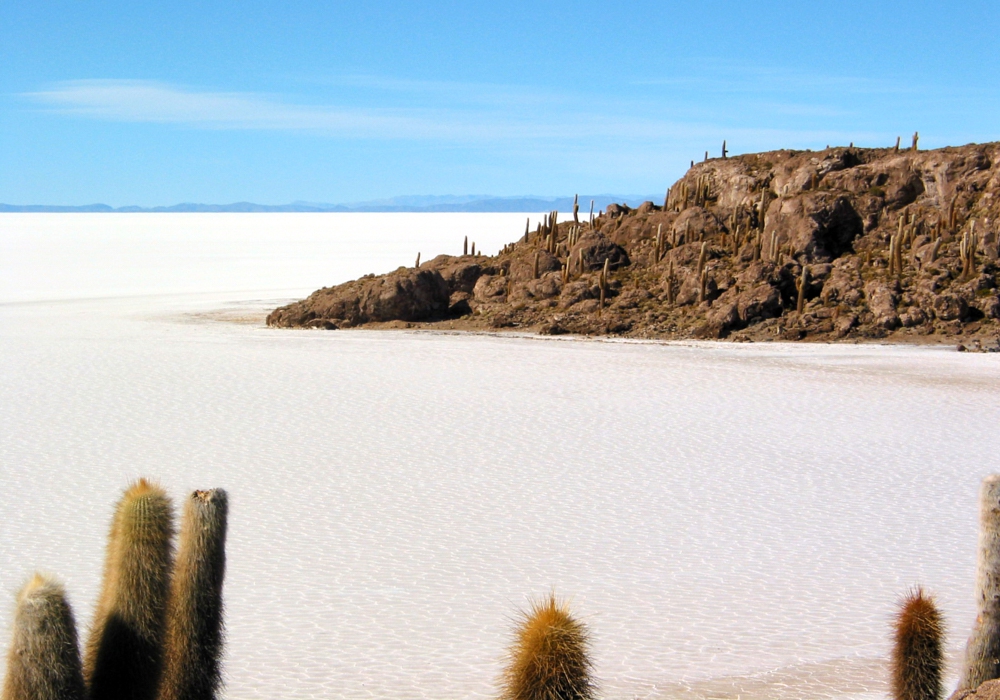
1 296 998 700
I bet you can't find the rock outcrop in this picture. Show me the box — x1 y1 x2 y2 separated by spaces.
268 142 1000 347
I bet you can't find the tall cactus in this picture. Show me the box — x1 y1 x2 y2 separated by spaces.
891 588 944 700
85 479 175 700
2 574 85 700
158 490 229 700
959 474 1000 692
500 594 594 700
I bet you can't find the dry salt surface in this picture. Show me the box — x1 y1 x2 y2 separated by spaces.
1 214 999 700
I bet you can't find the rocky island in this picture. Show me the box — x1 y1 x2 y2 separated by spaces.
267 141 1000 348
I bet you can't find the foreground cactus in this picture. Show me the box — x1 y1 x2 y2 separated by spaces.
158 489 229 700
2 574 85 700
501 594 594 700
891 588 944 700
85 479 176 700
2 479 228 700
959 474 1000 691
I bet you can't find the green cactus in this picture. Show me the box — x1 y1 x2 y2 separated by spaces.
2 574 85 700
85 479 176 700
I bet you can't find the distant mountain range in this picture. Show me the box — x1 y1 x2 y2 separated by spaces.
0 194 662 214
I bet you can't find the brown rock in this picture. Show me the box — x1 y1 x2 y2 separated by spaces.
736 284 782 325
266 267 449 327
764 193 864 261
933 293 968 321
949 678 1000 700
473 274 508 302
864 281 901 329
569 232 630 272
440 261 484 294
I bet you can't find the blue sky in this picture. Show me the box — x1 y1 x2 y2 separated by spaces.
2 1 998 206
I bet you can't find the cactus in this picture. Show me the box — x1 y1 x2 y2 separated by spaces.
722 140 727 159
500 594 594 700
959 474 1000 691
666 259 675 304
696 242 707 277
2 574 86 700
891 588 944 700
573 195 579 223
912 132 919 152
85 479 175 700
414 253 420 268
796 265 807 314
589 200 595 228
698 268 708 303
523 220 529 243
929 238 942 265
464 236 468 255
960 224 979 279
895 136 901 152
158 490 229 700
533 252 539 280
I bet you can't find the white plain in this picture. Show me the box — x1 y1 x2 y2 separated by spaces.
1 213 998 700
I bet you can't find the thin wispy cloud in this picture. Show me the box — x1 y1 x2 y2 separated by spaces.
28 80 449 137
25 79 876 150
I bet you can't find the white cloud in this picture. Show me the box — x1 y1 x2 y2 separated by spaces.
28 80 453 137
25 79 877 150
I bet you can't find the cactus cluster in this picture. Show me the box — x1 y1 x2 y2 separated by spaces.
2 480 228 700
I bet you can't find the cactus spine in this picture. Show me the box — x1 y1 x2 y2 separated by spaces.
959 474 1000 692
2 574 85 700
85 479 175 700
891 588 944 700
158 490 229 700
500 594 594 700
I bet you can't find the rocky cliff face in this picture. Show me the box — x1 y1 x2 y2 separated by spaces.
267 142 1000 348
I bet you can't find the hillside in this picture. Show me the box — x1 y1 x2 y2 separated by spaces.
267 142 1000 349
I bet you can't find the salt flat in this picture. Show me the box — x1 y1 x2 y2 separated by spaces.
1 214 999 700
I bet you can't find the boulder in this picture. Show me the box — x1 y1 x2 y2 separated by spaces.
266 267 450 327
933 293 968 321
863 281 900 329
439 261 484 294
736 284 782 325
950 679 1000 700
764 193 864 261
569 232 630 272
